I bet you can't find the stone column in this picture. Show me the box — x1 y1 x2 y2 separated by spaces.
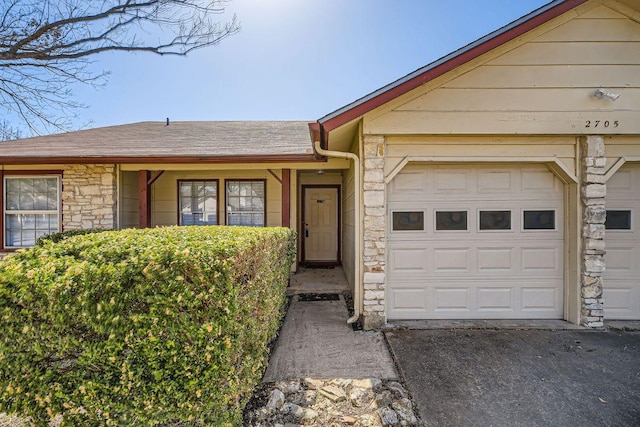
580 136 606 328
62 164 118 231
362 135 386 329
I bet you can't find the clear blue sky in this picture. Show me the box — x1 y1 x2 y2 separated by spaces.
70 0 550 130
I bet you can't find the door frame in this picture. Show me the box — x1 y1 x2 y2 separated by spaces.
300 184 341 266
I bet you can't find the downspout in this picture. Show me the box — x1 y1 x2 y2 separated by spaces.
314 133 362 325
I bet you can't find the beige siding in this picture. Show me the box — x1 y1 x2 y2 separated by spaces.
442 65 640 89
120 171 139 229
606 136 640 160
119 158 350 171
366 4 640 135
298 172 342 186
384 136 578 179
151 170 283 227
342 155 357 290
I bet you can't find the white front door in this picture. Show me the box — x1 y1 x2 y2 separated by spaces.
303 187 339 263
604 164 640 319
387 164 564 320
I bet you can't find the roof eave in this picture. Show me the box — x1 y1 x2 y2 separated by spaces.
0 154 323 165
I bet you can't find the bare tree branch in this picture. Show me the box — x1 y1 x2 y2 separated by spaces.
0 0 239 134
0 119 22 141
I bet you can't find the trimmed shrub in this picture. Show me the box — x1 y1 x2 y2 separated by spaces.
0 226 296 426
35 228 107 247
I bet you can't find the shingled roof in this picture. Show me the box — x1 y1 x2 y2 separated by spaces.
0 121 316 164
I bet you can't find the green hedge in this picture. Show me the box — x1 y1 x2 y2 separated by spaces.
35 228 106 246
0 226 296 426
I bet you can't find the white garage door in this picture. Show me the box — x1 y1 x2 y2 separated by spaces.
387 164 564 320
604 164 640 320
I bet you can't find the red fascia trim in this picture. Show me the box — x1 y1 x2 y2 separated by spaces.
321 0 589 134
0 154 322 165
308 122 320 141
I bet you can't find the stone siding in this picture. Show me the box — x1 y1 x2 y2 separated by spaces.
62 164 117 231
362 135 387 330
580 136 606 328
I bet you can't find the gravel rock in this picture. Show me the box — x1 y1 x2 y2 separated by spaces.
277 379 302 394
244 378 419 426
342 415 358 425
267 389 286 411
376 390 393 407
352 378 382 390
392 398 418 424
349 387 374 407
387 381 409 399
378 407 399 426
303 378 324 390
319 385 347 402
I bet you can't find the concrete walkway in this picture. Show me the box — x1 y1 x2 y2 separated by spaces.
263 296 398 382
286 266 349 295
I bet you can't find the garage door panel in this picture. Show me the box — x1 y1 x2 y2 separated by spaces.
608 169 633 192
390 170 427 193
433 287 472 312
521 247 561 272
521 287 561 311
434 171 470 194
388 248 428 272
604 281 640 320
604 163 640 320
605 246 636 273
478 170 515 193
433 248 470 272
388 164 564 320
390 244 561 277
389 283 562 319
389 165 565 202
389 288 427 311
521 170 561 192
477 288 513 311
478 248 514 271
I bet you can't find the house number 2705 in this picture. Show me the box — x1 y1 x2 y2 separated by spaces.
585 120 619 128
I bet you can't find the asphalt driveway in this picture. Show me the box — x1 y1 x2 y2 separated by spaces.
385 329 640 427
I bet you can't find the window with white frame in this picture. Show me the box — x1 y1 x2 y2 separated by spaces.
226 180 265 226
178 180 218 226
4 176 60 247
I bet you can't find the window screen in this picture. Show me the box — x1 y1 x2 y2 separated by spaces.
179 180 218 225
226 180 265 226
4 176 60 247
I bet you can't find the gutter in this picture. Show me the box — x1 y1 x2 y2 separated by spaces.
313 131 362 325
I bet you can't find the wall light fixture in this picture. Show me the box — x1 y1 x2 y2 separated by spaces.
593 88 620 102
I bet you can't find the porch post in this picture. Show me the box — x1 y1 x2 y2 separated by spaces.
282 169 291 227
138 170 150 228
